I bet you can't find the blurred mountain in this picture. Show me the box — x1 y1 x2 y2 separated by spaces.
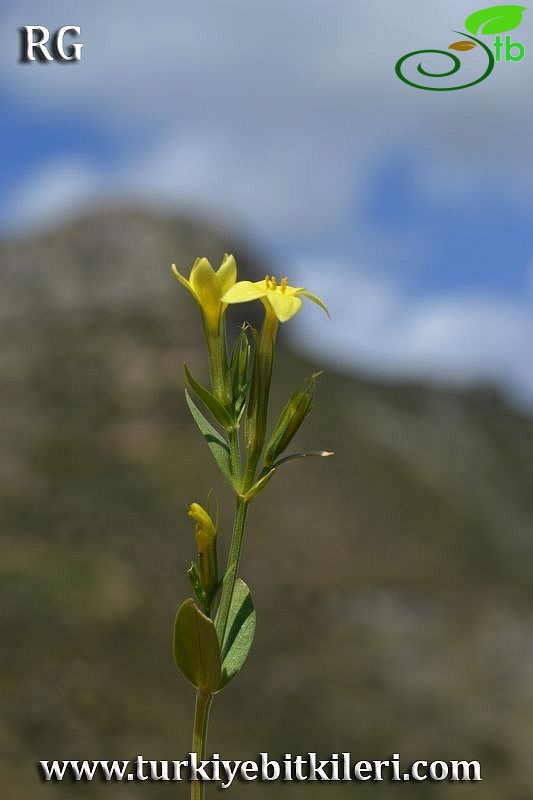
1 209 533 799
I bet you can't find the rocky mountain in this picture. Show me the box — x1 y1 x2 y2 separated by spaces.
2 209 533 798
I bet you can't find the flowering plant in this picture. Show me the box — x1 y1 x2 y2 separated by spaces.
172 255 331 799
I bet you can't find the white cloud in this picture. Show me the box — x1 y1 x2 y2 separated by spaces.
2 120 369 238
2 0 533 229
4 159 102 232
292 260 533 404
3 1 533 151
1 1 532 400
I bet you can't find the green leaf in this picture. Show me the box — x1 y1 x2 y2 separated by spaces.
187 562 207 613
173 599 221 691
217 579 256 689
243 468 276 502
185 390 232 483
273 450 334 468
465 5 526 35
184 365 233 429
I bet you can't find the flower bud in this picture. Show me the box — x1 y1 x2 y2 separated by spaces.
230 327 251 417
188 502 218 610
188 502 216 551
264 374 317 468
172 255 237 406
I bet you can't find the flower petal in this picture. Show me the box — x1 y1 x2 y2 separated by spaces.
189 257 217 298
222 280 267 304
216 253 237 295
267 292 302 322
283 286 304 296
297 289 330 317
171 264 199 303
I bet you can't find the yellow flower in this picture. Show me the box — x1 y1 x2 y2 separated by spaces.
221 275 328 323
172 254 237 333
188 502 216 553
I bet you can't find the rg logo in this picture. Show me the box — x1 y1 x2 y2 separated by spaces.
19 25 83 63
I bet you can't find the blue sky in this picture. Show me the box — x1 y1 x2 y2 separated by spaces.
1 1 532 403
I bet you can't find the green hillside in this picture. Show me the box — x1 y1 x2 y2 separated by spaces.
2 209 533 798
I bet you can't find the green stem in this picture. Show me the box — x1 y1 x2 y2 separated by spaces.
191 690 213 800
243 452 259 495
243 308 278 490
205 324 230 408
228 428 241 489
215 497 248 645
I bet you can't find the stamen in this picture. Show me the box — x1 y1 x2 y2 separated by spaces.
265 274 277 290
281 277 288 293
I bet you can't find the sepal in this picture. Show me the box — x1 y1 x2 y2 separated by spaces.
264 373 319 467
187 562 208 612
229 327 251 420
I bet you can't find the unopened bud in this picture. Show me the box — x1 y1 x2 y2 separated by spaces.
230 327 251 415
188 502 216 552
187 502 218 610
264 374 317 467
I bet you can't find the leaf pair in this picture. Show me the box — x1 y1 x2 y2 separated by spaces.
184 327 251 434
173 579 256 692
185 366 233 430
184 346 251 488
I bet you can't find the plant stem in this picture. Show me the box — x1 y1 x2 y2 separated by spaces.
243 308 278 489
215 497 248 645
190 499 248 800
228 428 241 488
205 323 230 408
191 690 213 800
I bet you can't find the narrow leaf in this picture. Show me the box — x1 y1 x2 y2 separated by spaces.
465 5 526 35
184 365 233 429
218 579 256 689
243 468 276 502
173 599 221 691
273 450 334 468
185 390 232 483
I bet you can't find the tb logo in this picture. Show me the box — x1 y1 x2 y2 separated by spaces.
20 25 83 63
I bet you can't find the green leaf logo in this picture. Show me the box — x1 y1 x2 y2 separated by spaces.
465 5 526 35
